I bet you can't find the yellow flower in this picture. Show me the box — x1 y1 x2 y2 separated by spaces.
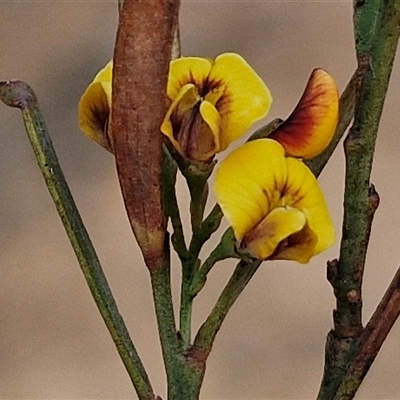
214 139 334 263
160 53 272 162
78 61 113 152
269 68 339 159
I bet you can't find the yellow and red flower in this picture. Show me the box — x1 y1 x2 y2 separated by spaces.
269 68 339 159
78 53 272 161
160 53 272 161
78 61 113 152
78 54 338 263
213 67 338 263
214 139 335 263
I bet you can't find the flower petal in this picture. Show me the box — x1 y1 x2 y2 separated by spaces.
214 139 287 241
160 83 200 155
208 53 272 150
269 68 339 159
167 57 212 100
78 61 113 151
284 157 335 255
243 207 308 260
197 100 221 160
271 222 318 263
214 138 335 263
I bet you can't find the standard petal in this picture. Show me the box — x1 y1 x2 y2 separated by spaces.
167 57 212 100
283 157 335 255
242 207 308 261
78 61 113 151
214 139 287 241
269 68 339 159
208 53 272 150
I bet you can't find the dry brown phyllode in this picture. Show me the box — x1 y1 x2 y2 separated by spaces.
111 0 180 269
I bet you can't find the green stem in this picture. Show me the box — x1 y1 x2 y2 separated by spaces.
318 1 400 398
149 248 182 393
337 0 399 337
162 146 187 260
188 175 208 234
179 282 194 350
191 228 238 298
247 117 283 142
180 229 238 347
201 204 224 242
179 164 212 348
150 248 204 400
0 80 154 400
193 259 261 355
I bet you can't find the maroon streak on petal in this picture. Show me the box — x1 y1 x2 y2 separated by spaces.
269 68 339 159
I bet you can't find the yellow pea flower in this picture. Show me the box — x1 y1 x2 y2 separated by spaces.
269 68 339 159
160 53 272 162
214 139 334 263
78 61 113 152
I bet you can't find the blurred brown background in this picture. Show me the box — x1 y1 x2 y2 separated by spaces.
1 1 400 399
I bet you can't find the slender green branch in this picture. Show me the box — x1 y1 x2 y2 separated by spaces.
179 163 214 348
247 117 283 142
337 0 399 337
162 146 188 260
318 1 400 399
180 229 238 347
318 185 379 400
150 242 204 400
179 255 198 349
201 203 224 242
306 71 356 177
191 228 239 297
149 246 181 385
187 173 209 234
0 80 154 400
193 259 261 355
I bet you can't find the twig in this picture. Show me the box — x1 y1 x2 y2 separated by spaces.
162 146 188 260
192 260 261 360
318 1 400 398
336 0 399 338
149 242 184 398
191 228 239 297
0 80 154 400
318 187 380 400
179 171 209 349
